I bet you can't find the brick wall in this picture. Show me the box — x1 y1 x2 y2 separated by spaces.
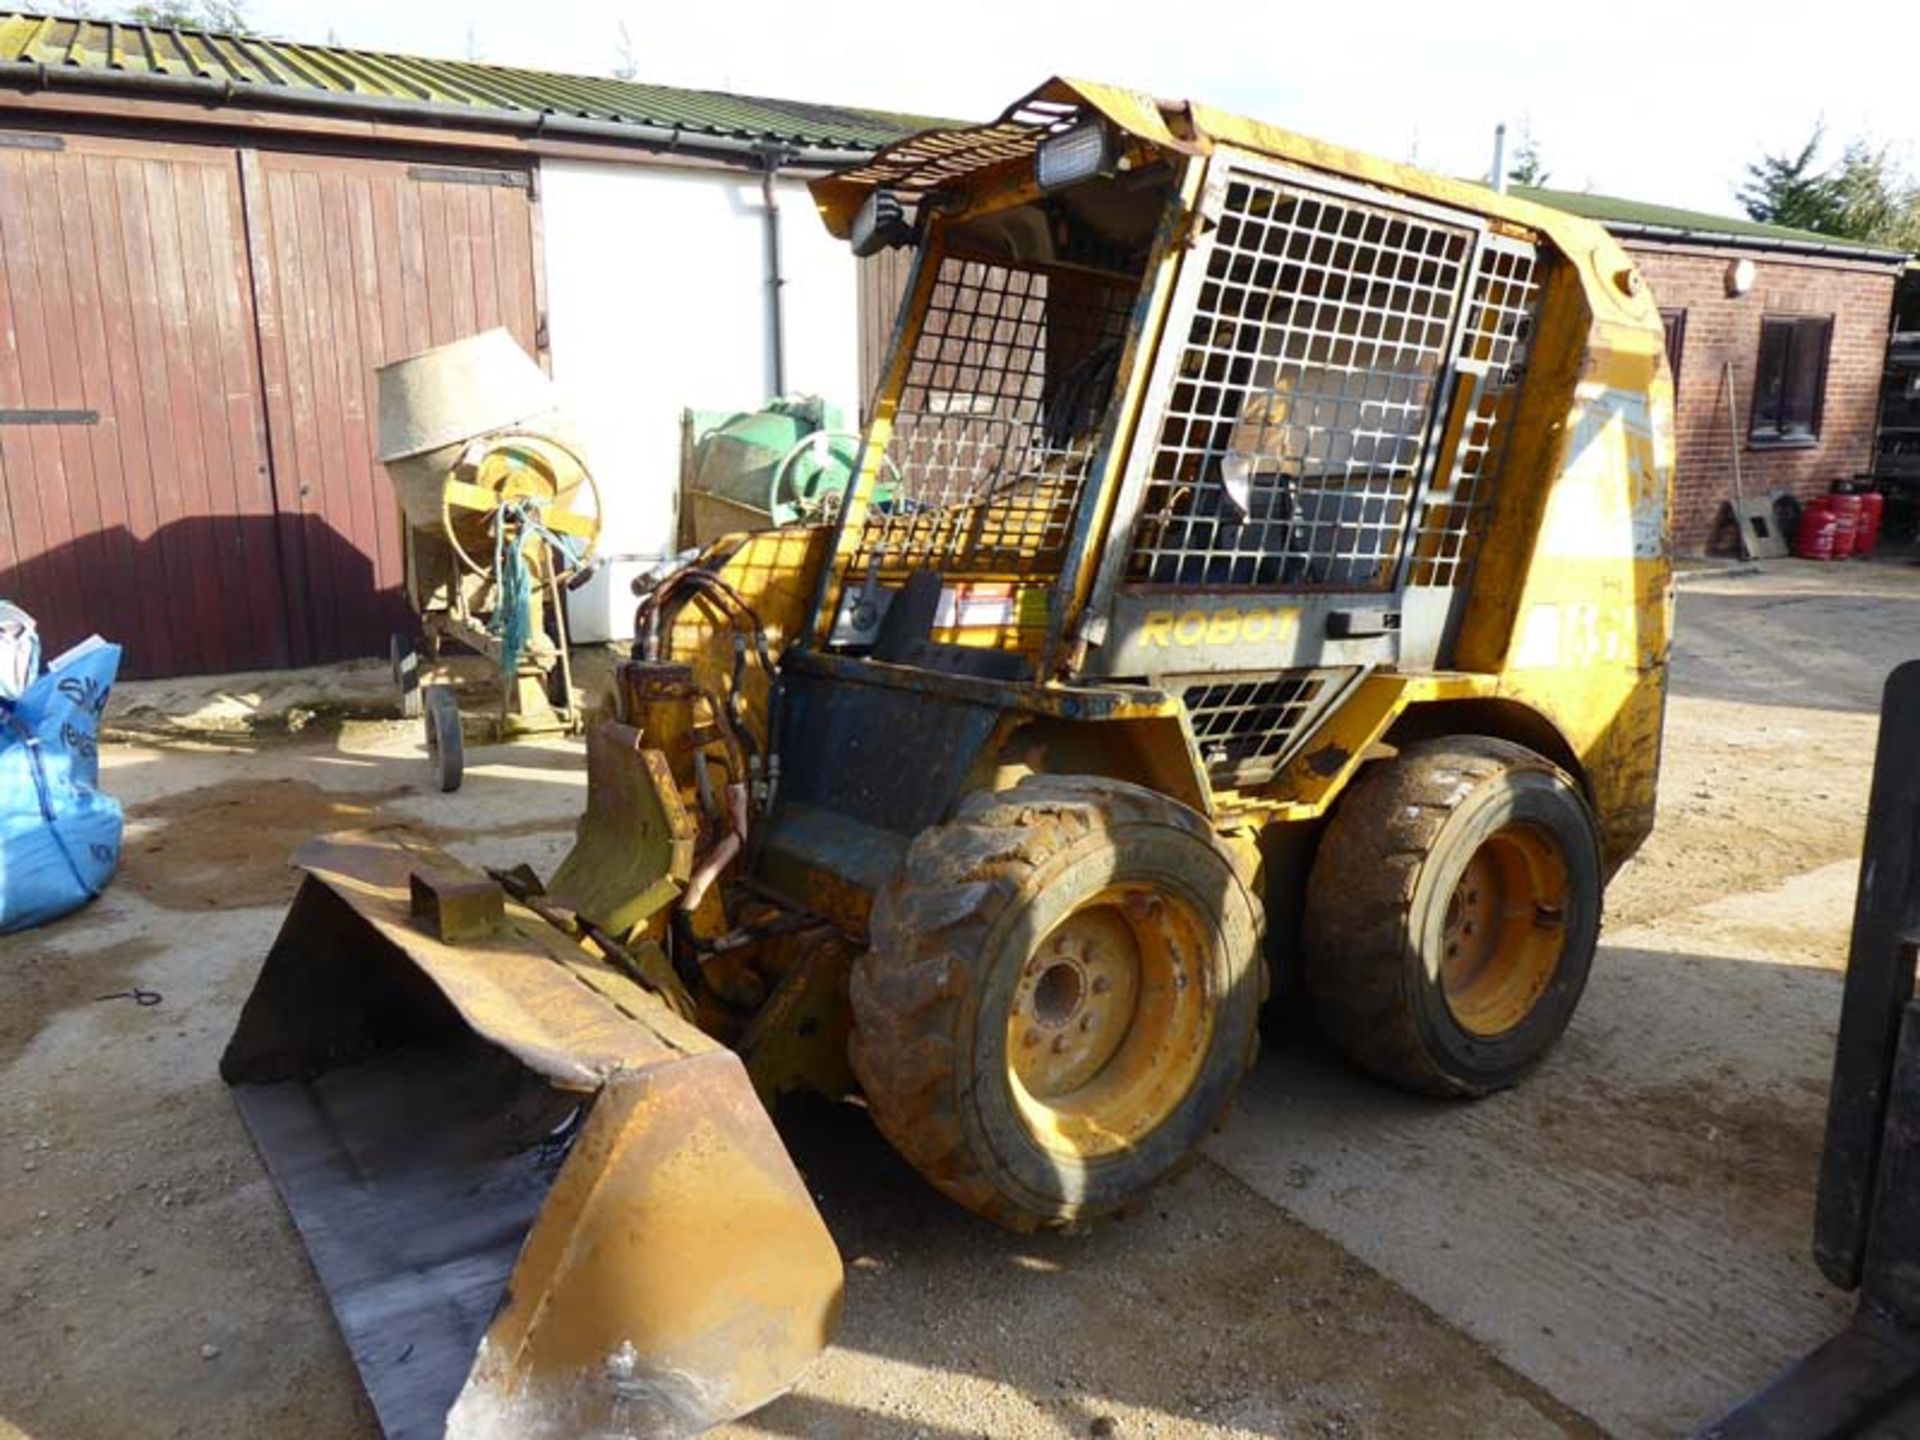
1627 244 1896 552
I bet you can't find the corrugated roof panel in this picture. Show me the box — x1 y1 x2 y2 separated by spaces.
1511 184 1906 261
0 9 942 150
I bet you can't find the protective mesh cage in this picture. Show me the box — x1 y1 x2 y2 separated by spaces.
1181 669 1353 784
1406 236 1541 587
846 252 1139 580
1127 173 1473 590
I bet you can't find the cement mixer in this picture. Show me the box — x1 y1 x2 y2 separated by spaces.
377 330 603 791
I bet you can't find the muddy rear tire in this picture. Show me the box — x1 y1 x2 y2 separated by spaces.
1302 737 1601 1098
850 775 1265 1232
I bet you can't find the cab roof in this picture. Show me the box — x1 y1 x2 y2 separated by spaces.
811 76 1603 259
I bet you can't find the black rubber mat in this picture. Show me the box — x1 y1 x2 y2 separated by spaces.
230 1041 577 1439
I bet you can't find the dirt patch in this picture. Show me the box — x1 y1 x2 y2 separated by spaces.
123 779 415 911
1535 1074 1825 1229
1605 694 1874 932
0 936 165 1070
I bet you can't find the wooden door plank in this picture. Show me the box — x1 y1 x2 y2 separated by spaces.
291 166 356 662
50 149 141 657
318 167 380 658
119 154 204 674
443 178 478 340
240 148 316 668
488 185 535 353
0 150 33 588
395 177 431 357
200 154 288 666
83 151 173 673
0 148 84 644
418 177 455 347
347 170 405 622
467 182 501 335
143 155 227 672
274 165 335 661
169 153 251 655
22 147 110 650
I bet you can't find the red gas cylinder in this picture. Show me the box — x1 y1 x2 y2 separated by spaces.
1856 491 1886 556
1796 499 1840 560
1828 492 1866 559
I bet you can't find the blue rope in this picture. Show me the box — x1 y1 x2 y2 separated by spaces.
488 497 585 677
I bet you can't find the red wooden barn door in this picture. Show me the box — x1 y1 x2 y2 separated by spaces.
240 150 542 666
0 131 286 677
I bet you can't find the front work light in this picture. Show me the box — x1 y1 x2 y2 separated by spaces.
1036 119 1114 191
851 187 915 257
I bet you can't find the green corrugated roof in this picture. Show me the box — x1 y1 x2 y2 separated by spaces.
0 10 940 152
1510 183 1908 261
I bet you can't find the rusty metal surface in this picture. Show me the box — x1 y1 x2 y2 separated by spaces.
738 926 859 1103
408 865 505 943
548 722 695 940
250 830 697 1083
451 1050 845 1437
222 827 843 1439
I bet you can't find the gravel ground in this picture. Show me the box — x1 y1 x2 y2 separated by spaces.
2 557 1914 1439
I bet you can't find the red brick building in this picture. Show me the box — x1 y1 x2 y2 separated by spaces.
1516 187 1907 552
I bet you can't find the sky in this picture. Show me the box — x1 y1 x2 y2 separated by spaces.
240 0 1917 217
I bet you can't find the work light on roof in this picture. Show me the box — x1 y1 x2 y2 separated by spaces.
1036 119 1114 192
851 187 915 257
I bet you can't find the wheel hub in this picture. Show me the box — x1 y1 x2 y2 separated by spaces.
1439 821 1569 1038
1006 884 1212 1158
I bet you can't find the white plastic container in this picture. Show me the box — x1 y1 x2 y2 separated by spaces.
565 555 663 646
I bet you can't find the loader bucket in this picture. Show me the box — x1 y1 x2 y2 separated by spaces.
220 830 843 1439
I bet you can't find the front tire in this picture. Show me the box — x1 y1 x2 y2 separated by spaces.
1302 737 1601 1098
850 776 1265 1232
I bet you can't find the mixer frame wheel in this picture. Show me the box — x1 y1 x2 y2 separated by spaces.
424 684 464 793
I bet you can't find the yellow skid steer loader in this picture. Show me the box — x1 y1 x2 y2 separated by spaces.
225 78 1674 1437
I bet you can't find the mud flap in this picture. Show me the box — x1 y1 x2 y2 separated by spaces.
221 831 842 1439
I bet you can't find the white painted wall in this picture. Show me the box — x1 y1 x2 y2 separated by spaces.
538 159 862 637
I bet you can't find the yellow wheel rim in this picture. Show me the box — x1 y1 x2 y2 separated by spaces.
1439 822 1570 1038
1006 883 1214 1159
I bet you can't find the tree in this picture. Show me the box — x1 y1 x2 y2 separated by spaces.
121 0 252 30
1738 127 1848 233
1507 127 1550 188
1832 141 1920 251
1738 127 1920 247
